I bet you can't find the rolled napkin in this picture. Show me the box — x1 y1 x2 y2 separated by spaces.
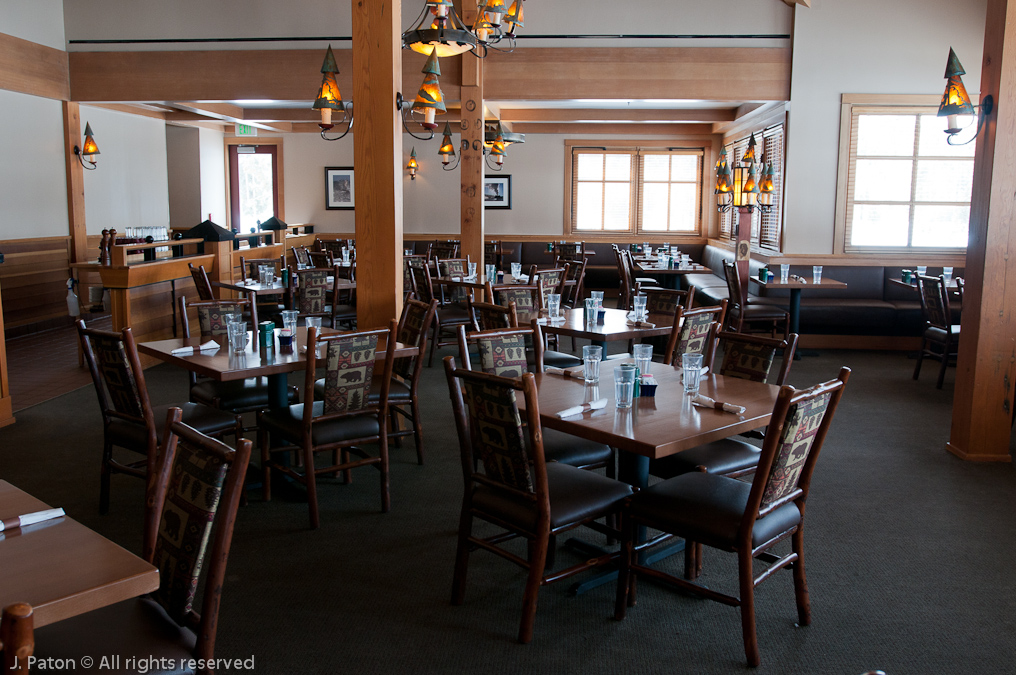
544 366 585 379
1 507 65 532
626 319 656 328
556 398 608 418
515 274 529 283
171 340 220 356
691 394 745 415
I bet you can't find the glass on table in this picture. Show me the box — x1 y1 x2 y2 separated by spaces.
916 265 928 277
633 343 653 375
304 317 324 357
584 298 598 324
632 294 648 321
485 264 497 281
467 262 477 278
227 321 248 354
812 265 823 284
281 310 299 335
780 264 790 283
510 262 522 279
682 352 704 395
546 293 562 321
614 364 637 409
404 249 414 256
590 290 604 310
582 345 602 384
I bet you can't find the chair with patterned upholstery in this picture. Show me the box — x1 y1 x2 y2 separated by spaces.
457 325 615 473
436 257 471 305
260 321 398 528
467 298 517 332
36 408 251 675
178 295 298 434
404 254 429 298
661 300 728 366
308 249 334 269
615 368 851 667
292 245 313 268
444 360 632 643
78 321 240 514
533 265 569 309
492 285 582 370
651 328 799 481
1 602 33 674
634 286 696 356
415 266 473 367
914 274 960 389
187 263 215 301
239 254 285 281
291 266 346 327
722 260 789 337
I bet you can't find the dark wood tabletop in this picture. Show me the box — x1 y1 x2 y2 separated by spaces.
137 328 412 382
755 277 847 289
526 362 780 461
0 481 159 628
537 307 675 342
218 276 356 295
633 260 713 275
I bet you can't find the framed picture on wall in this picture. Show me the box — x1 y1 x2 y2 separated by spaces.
484 175 511 210
325 167 355 210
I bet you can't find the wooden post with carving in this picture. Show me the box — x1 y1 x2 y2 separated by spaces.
459 3 485 269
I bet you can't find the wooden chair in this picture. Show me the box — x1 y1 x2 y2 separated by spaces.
291 266 353 328
444 360 632 643
467 298 517 332
615 368 851 667
613 246 661 309
492 284 582 370
187 263 215 301
661 300 728 365
78 321 239 514
292 245 313 268
651 328 799 481
484 240 502 269
533 265 569 309
36 408 251 675
431 240 460 261
722 260 789 337
403 254 429 299
239 254 284 281
260 322 398 528
1 603 33 674
436 257 472 305
556 254 587 309
955 276 964 304
308 249 334 269
914 274 960 389
178 295 298 433
415 266 473 367
634 286 695 355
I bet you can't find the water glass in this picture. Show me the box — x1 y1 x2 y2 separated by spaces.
405 249 413 256
485 264 497 281
584 298 598 324
681 254 691 266
633 344 653 375
614 365 637 409
642 242 650 255
304 317 323 356
281 310 298 335
682 352 704 395
227 321 248 354
511 262 522 279
917 265 928 276
659 254 670 269
812 265 823 284
780 264 790 283
943 266 954 283
633 294 648 321
467 262 477 278
258 264 269 284
582 345 602 384
342 248 350 264
546 293 562 320
590 291 604 310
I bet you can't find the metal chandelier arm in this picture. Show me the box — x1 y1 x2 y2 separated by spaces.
396 93 437 141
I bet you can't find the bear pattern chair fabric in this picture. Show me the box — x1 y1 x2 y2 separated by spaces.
462 378 534 492
476 334 530 378
195 303 247 336
322 334 378 414
296 269 330 315
759 392 832 509
722 339 778 382
92 334 145 419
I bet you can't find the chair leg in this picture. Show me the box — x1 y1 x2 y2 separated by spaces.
259 428 272 502
684 540 698 580
411 398 425 465
99 440 113 515
519 534 549 644
738 547 761 668
389 408 402 448
427 318 439 367
913 339 926 380
614 512 635 619
791 528 811 627
304 445 320 529
936 343 950 389
451 509 473 606
379 434 391 513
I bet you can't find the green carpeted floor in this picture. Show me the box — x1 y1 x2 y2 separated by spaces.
2 346 1014 674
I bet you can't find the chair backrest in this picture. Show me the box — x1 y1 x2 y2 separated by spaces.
146 408 251 662
468 298 518 332
432 241 460 260
457 324 544 377
404 254 428 292
308 249 335 269
409 265 435 304
955 277 964 304
663 300 728 365
78 320 153 432
180 296 257 338
241 255 284 280
613 246 634 310
292 245 312 268
393 297 438 381
709 329 798 386
494 285 540 325
484 241 501 267
303 322 397 424
534 265 569 307
188 263 215 301
555 241 585 259
722 260 747 328
744 368 850 530
916 274 951 330
438 258 471 303
1 602 34 674
639 287 695 318
445 359 548 500
556 255 587 306
294 268 333 315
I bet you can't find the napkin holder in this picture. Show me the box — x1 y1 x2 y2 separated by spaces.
639 375 658 397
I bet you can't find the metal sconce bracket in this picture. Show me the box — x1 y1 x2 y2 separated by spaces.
947 94 994 146
320 104 354 141
396 93 437 141
73 145 97 170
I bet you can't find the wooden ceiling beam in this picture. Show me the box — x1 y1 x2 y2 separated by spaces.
90 103 167 120
500 108 738 123
510 122 714 136
0 31 69 100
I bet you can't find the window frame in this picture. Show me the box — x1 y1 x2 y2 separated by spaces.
834 94 974 255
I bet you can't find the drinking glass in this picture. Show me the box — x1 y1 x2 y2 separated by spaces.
917 265 928 276
227 321 248 354
633 294 648 321
511 262 522 279
614 365 637 409
812 265 823 284
258 264 269 284
659 254 670 269
546 293 562 320
943 266 954 283
681 254 691 266
304 317 323 357
342 248 350 264
682 353 704 395
485 264 497 281
467 262 477 278
263 266 276 286
633 344 653 375
582 345 602 384
223 313 241 328
281 310 298 335
642 242 650 255
584 298 598 324
590 290 604 310
780 264 790 283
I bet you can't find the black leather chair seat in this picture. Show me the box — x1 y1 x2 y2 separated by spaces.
542 428 613 468
630 472 801 551
108 402 236 449
260 402 380 447
314 374 412 404
35 598 197 675
649 438 761 479
737 304 789 321
925 324 961 341
472 462 632 532
190 377 298 412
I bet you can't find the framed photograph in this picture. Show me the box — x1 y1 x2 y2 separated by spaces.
484 175 511 210
325 167 355 210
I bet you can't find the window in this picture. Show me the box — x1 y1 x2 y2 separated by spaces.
569 146 704 235
840 105 974 252
227 140 284 233
718 124 785 252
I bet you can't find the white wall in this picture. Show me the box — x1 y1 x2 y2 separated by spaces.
0 89 69 239
282 133 356 231
199 127 227 224
783 0 987 253
166 126 200 229
81 106 170 234
1 0 65 49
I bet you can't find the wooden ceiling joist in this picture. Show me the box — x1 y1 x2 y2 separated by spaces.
500 108 738 124
511 122 714 136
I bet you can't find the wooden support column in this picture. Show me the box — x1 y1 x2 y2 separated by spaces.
63 102 88 265
948 0 1016 461
460 5 485 267
734 208 752 304
351 0 403 329
0 284 14 428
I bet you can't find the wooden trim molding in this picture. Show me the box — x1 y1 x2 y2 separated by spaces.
0 32 69 100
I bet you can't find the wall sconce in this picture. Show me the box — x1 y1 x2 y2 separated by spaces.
714 136 773 214
74 122 100 170
312 45 353 141
485 126 506 171
438 122 461 170
395 48 445 141
481 120 523 171
407 147 420 180
938 47 993 146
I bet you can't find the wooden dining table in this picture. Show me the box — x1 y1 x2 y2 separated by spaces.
537 307 676 352
633 258 713 289
0 481 159 628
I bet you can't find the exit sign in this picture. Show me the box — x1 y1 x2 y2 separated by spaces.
235 124 258 137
